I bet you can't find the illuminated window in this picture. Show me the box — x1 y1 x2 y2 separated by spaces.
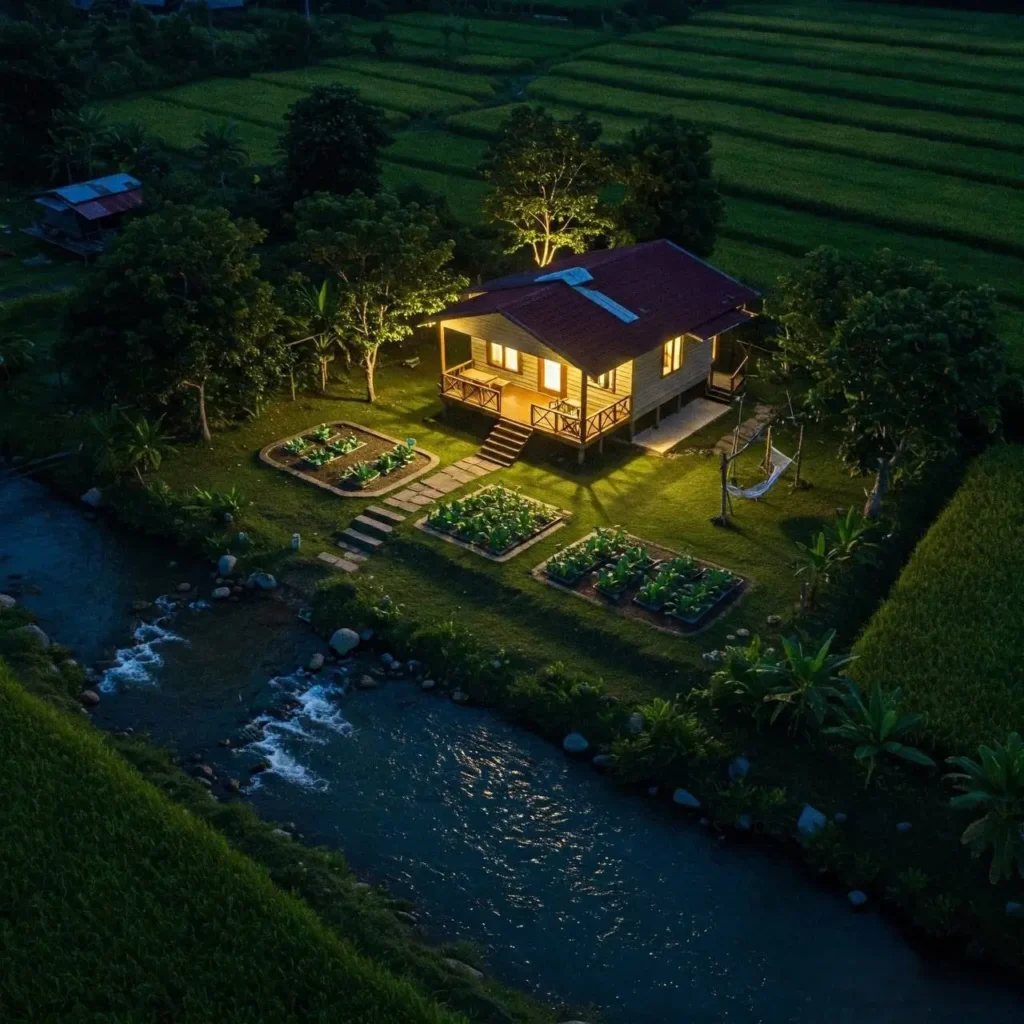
541 358 563 395
487 342 520 372
662 336 684 376
589 369 616 391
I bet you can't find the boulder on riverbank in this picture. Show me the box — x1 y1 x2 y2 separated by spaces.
672 788 701 809
562 733 589 755
218 554 237 577
0 594 16 610
212 587 231 600
246 572 277 591
443 958 483 981
79 689 100 707
798 805 828 838
80 486 102 507
307 653 325 672
14 623 49 648
329 628 360 657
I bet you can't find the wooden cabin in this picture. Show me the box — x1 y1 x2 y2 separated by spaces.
432 240 759 465
27 174 143 257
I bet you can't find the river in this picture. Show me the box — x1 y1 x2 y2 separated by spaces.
2 476 1022 1024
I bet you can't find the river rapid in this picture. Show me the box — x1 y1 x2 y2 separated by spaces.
3 477 1022 1024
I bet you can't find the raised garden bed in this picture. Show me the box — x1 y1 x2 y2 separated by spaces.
260 422 439 498
416 484 568 563
534 527 747 634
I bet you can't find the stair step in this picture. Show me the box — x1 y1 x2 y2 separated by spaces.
335 541 368 561
497 419 532 437
317 551 360 573
479 450 514 467
354 514 393 536
341 527 384 550
492 431 529 448
477 454 509 469
365 504 406 523
484 437 521 455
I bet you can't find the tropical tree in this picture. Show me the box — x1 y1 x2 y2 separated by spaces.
825 681 935 787
288 278 344 393
771 248 1005 518
293 190 467 402
120 414 177 483
479 106 614 267
103 120 165 178
86 410 129 478
192 120 249 188
793 530 837 612
614 115 723 257
763 630 852 733
61 205 283 441
280 85 392 200
46 107 109 182
945 733 1024 884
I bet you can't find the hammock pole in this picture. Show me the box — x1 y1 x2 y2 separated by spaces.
762 425 773 474
793 424 805 489
719 451 729 525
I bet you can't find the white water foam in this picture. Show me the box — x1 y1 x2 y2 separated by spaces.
97 594 190 693
241 671 353 791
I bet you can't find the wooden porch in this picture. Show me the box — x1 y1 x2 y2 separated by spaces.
440 361 632 445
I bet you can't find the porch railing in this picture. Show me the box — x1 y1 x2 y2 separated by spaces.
583 395 631 441
531 403 582 439
708 355 749 397
440 364 501 414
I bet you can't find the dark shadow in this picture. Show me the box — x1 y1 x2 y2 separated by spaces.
777 515 827 543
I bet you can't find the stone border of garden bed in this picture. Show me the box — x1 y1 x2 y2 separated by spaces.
259 422 440 498
531 531 750 636
413 485 570 563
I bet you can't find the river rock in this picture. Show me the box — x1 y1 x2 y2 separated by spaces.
329 628 360 657
194 764 215 779
80 486 102 507
380 652 395 667
420 679 436 692
834 812 848 824
451 689 469 704
847 890 868 909
271 828 291 840
672 788 701 809
79 689 100 707
626 711 645 735
232 585 244 596
896 821 912 833
358 627 374 642
247 572 277 591
14 623 49 648
798 805 827 838
195 776 212 789
223 778 241 793
766 614 782 626
592 753 615 769
0 594 16 610
176 582 192 593
443 958 483 982
562 732 589 755
211 586 231 600
395 911 418 926
356 675 378 690
217 554 237 577
736 628 751 638
307 652 325 672
728 755 750 781
249 760 271 775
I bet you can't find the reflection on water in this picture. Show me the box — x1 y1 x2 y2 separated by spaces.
3 478 1023 1024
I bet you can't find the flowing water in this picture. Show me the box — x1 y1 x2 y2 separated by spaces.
3 477 1022 1024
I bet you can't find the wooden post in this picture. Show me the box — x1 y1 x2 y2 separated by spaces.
793 424 805 489
578 371 589 465
438 321 446 374
731 393 745 457
762 425 773 474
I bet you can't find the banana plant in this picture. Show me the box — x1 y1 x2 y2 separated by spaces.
826 507 879 565
762 629 852 733
708 636 781 727
945 733 1024 884
794 531 838 611
825 681 935 786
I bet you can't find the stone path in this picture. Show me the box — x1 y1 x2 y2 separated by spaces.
713 403 773 456
383 455 500 514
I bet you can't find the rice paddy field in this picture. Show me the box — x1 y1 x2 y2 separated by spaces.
95 2 1024 359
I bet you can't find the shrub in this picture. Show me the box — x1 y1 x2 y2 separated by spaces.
611 697 717 782
507 662 618 743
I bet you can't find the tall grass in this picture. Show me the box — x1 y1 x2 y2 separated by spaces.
0 662 467 1024
852 446 1024 753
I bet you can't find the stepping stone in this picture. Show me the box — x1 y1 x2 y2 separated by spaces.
424 474 462 494
408 494 434 506
366 504 406 523
341 527 384 550
354 514 393 535
407 482 428 492
463 455 490 468
317 552 341 566
335 541 368 562
384 497 420 514
454 461 489 478
444 465 475 484
334 558 360 573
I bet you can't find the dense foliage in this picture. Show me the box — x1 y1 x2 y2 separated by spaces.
61 204 284 440
853 444 1024 751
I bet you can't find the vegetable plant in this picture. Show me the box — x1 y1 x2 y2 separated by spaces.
427 485 559 556
346 461 380 487
310 424 333 443
284 437 311 455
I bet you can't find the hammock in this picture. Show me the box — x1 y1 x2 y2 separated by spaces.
726 447 794 500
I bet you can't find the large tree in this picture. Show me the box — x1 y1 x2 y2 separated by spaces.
293 190 467 402
479 106 613 268
280 85 392 200
62 205 284 441
615 116 723 258
772 247 1005 517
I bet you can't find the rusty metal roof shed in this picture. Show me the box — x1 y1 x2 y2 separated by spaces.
35 174 143 221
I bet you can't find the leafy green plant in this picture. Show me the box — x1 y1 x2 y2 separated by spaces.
392 438 417 465
634 574 673 610
825 680 935 786
186 485 247 521
794 531 837 610
427 486 558 554
284 436 312 455
375 451 402 475
310 424 334 443
706 636 781 727
595 554 640 598
346 461 380 487
545 544 596 584
826 506 879 565
887 868 930 910
945 732 1024 884
611 697 716 782
763 630 853 733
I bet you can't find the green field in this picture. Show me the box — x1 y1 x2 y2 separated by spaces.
853 445 1024 754
0 660 465 1024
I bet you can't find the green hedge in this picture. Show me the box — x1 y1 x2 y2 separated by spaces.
852 445 1024 752
0 661 466 1024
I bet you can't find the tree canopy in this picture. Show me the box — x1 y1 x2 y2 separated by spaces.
614 116 723 258
280 85 392 201
771 247 1006 515
61 204 284 441
292 190 467 402
479 106 613 268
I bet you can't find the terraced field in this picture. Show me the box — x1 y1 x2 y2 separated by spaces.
96 4 1024 357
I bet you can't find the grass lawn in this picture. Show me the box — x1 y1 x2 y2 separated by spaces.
0 659 467 1024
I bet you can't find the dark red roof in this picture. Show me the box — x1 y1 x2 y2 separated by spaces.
74 189 144 221
438 240 759 377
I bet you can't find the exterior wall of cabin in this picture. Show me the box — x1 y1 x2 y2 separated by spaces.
629 335 713 420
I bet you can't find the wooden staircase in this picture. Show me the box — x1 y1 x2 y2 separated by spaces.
479 419 532 468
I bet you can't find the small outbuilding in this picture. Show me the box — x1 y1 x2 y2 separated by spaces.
26 174 144 257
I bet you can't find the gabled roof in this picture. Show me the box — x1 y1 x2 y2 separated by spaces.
35 175 143 221
438 240 759 377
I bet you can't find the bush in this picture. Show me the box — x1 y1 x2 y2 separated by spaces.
506 662 619 743
611 697 718 783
